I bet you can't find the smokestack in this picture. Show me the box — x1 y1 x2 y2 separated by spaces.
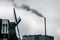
44 17 46 35
44 17 47 40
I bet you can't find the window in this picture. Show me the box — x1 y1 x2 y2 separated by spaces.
1 19 9 34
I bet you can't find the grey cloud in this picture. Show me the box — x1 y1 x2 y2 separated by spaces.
8 0 15 2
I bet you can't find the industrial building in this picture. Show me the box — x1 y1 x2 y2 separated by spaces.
22 34 54 40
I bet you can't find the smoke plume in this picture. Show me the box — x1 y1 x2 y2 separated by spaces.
30 9 44 17
8 0 45 18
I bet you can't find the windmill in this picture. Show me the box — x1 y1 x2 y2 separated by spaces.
13 8 21 40
0 8 21 40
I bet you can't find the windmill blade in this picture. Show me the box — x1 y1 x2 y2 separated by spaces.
15 17 21 26
13 8 21 25
13 8 21 39
13 8 17 22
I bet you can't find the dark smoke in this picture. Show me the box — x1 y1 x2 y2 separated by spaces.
20 4 30 11
20 4 44 17
16 3 44 17
13 3 44 17
13 3 30 11
8 0 30 11
8 0 44 17
30 9 44 17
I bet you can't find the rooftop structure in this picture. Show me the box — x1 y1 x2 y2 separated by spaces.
22 34 54 40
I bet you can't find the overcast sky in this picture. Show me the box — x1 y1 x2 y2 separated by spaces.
0 0 60 40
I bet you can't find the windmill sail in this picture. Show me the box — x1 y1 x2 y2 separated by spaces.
13 8 21 39
13 8 17 22
15 17 21 26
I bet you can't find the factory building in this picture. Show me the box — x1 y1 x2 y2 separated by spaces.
42 35 54 40
22 34 54 40
22 35 35 40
